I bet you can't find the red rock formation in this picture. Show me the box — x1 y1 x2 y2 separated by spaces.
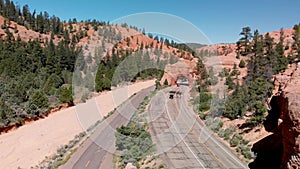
160 58 197 86
125 163 137 169
269 64 300 168
0 15 62 45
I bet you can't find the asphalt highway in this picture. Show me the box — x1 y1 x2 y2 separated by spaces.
61 86 155 169
61 85 248 169
147 86 248 169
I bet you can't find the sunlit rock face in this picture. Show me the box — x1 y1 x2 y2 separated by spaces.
270 67 300 169
160 58 197 86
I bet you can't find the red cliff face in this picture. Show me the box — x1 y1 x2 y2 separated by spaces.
160 58 198 86
269 64 300 168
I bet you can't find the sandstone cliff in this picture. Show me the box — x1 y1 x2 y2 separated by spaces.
264 63 300 168
160 58 198 85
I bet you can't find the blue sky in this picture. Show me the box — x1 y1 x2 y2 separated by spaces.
14 0 300 44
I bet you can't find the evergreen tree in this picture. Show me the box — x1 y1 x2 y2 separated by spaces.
237 27 252 56
164 79 168 86
95 62 106 92
59 86 73 105
239 59 246 68
29 90 49 109
0 0 4 15
274 29 288 73
292 24 300 59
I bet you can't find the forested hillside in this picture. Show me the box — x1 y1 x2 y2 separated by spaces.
196 25 299 126
191 25 300 163
223 26 300 126
0 0 200 130
0 0 85 128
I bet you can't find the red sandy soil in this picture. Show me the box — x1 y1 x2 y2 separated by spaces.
0 80 155 169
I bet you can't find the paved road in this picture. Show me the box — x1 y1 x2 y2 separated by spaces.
60 86 155 169
147 86 248 169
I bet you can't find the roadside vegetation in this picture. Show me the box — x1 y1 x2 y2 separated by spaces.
115 91 165 169
32 131 86 169
203 116 255 162
32 91 140 169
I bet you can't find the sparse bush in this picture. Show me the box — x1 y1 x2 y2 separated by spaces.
198 112 207 120
237 143 254 160
218 129 225 137
210 117 223 132
230 133 242 147
78 132 86 138
209 76 219 86
81 93 89 102
205 116 213 126
218 68 230 77
159 164 165 168
223 128 233 140
136 163 141 169
241 138 250 145
205 116 223 132
115 90 158 168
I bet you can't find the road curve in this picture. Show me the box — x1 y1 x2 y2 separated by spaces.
147 86 248 169
60 86 155 169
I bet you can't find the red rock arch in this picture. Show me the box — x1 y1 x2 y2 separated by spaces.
160 60 195 86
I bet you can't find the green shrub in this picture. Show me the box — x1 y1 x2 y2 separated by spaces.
223 126 236 140
116 124 153 167
199 112 207 120
239 59 246 68
218 129 225 138
218 68 230 77
225 76 234 90
210 117 223 132
230 134 242 147
241 138 250 145
198 92 212 112
59 86 73 104
237 143 253 160
159 164 165 168
205 116 214 126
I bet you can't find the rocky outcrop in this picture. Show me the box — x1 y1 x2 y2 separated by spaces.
160 58 197 85
265 64 300 168
0 16 62 45
197 44 236 56
125 163 137 169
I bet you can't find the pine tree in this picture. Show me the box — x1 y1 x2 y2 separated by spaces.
275 29 288 73
0 0 4 15
95 62 106 92
29 90 49 109
239 59 246 68
238 27 253 56
292 24 300 59
164 79 168 86
263 33 275 80
59 86 73 105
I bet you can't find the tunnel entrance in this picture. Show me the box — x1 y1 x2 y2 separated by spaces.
176 76 189 86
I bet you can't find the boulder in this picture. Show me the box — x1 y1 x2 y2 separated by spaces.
125 163 137 169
